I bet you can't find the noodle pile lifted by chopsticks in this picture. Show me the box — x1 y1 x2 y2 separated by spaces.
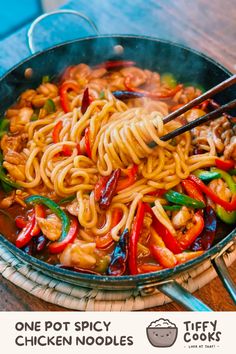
2 62 218 242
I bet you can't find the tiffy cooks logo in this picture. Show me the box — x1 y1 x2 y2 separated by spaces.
183 321 222 349
146 318 178 347
146 319 222 349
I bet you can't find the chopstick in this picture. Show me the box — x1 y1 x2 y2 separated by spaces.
163 74 236 124
160 98 236 142
147 74 236 147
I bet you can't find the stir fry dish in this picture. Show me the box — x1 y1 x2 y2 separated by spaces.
0 60 235 276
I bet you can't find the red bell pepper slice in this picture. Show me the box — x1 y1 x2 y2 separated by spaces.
144 203 182 254
94 60 136 70
81 87 91 114
188 174 236 212
31 204 46 237
124 75 183 99
15 214 36 248
96 209 122 249
84 127 92 158
137 263 163 274
61 145 73 156
52 121 63 143
49 217 78 254
177 211 204 250
175 250 204 264
116 164 138 192
151 214 182 254
94 175 109 202
15 216 27 229
128 201 145 275
181 179 205 204
59 81 80 112
150 244 177 268
215 158 235 171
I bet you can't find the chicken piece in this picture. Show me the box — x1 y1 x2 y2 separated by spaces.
224 136 236 160
36 214 62 241
0 193 15 209
4 151 26 165
208 179 232 202
121 67 148 87
66 200 79 217
0 133 28 155
3 161 25 181
8 107 33 133
31 83 58 108
172 206 192 230
18 89 37 108
60 239 97 269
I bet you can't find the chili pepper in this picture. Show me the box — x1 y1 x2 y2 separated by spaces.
181 179 205 204
124 75 183 99
25 195 70 242
193 169 221 182
163 205 182 211
188 174 236 212
31 204 46 236
211 167 236 224
59 81 80 112
147 189 166 197
15 215 27 229
170 104 184 112
0 152 21 189
107 228 129 276
229 169 236 176
191 206 217 251
164 190 205 209
43 98 56 114
15 213 36 248
94 175 109 202
128 201 145 275
22 239 35 255
150 228 177 268
215 158 235 171
177 211 204 250
137 263 163 274
116 164 138 192
81 88 91 114
84 127 92 158
99 169 121 210
49 217 78 254
96 208 122 249
58 195 76 205
35 234 47 252
52 121 62 143
175 250 204 264
95 60 136 70
112 90 144 100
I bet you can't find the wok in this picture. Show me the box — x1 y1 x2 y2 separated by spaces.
0 10 235 311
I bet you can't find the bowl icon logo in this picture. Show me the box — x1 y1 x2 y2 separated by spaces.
146 318 178 347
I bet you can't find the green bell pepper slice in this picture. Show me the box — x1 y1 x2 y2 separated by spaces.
25 195 70 241
164 190 205 209
211 167 236 224
193 169 221 182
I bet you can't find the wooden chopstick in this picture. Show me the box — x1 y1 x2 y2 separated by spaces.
163 74 236 124
160 98 236 142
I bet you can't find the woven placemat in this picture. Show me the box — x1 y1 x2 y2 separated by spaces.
0 242 235 311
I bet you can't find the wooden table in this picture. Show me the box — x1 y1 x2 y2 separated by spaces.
0 0 236 311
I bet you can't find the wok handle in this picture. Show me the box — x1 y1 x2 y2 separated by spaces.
27 10 99 54
157 281 213 311
212 253 236 305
